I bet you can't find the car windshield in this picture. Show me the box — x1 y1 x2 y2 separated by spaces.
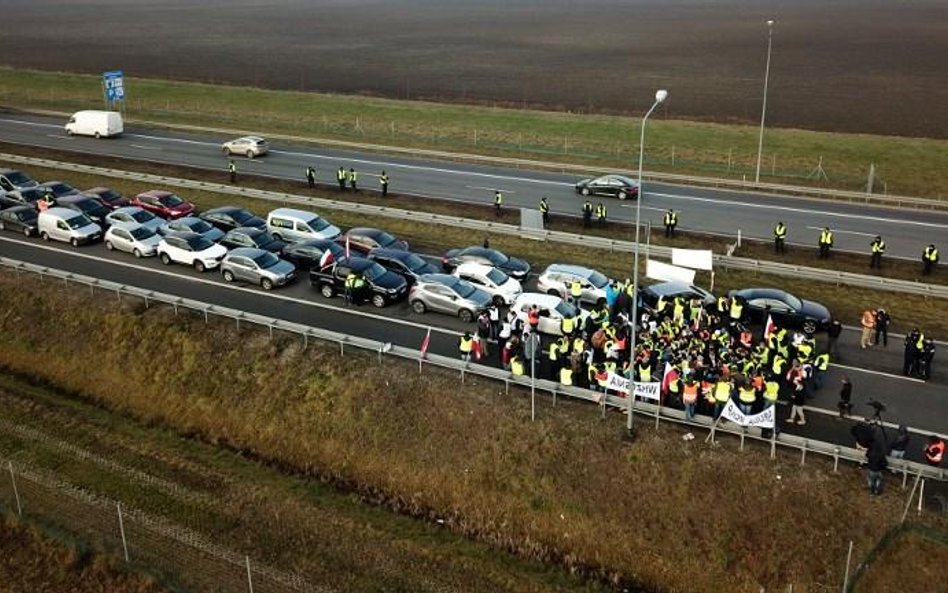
401 253 428 272
251 232 277 247
782 293 803 310
252 251 280 268
308 216 329 232
19 189 42 203
374 231 397 246
484 250 509 265
231 210 255 223
158 194 185 207
50 183 73 195
187 236 214 251
98 189 121 201
190 220 213 233
556 302 577 318
588 270 609 288
131 210 155 223
130 226 155 241
65 215 91 229
451 279 477 299
486 267 509 285
75 200 102 213
362 262 387 282
7 171 33 185
18 210 38 223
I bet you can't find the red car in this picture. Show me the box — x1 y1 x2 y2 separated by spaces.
84 186 130 210
132 190 195 220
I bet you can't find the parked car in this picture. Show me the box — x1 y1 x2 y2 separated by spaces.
441 246 530 280
132 190 195 220
37 207 102 247
38 181 82 199
104 224 162 258
536 263 611 307
83 186 129 209
54 195 111 228
340 227 409 254
510 293 583 336
157 232 228 272
574 174 639 200
0 206 39 237
105 206 165 233
221 248 296 290
452 262 522 306
726 287 832 334
309 256 408 308
222 136 268 158
408 274 492 322
640 282 716 314
199 206 265 231
0 169 39 192
0 187 45 210
219 227 286 252
367 248 437 286
266 207 340 242
158 216 225 242
281 239 346 271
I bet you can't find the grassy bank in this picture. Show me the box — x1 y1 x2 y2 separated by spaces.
5 150 948 338
2 67 948 198
853 529 948 593
1 272 947 592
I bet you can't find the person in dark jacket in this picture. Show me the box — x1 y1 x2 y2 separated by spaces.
874 308 890 347
890 425 910 460
838 376 853 418
866 435 888 495
827 319 843 358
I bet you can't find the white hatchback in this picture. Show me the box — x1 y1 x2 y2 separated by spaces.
157 231 228 272
104 223 162 258
452 262 522 306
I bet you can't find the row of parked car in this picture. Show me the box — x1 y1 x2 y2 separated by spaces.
0 167 833 334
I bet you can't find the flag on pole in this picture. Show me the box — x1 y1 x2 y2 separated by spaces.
344 235 351 259
764 314 777 340
661 362 675 394
419 327 431 359
318 248 334 269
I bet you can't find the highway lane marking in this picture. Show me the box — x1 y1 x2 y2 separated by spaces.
805 225 876 237
0 236 459 338
620 205 666 213
45 134 71 140
833 363 925 383
130 144 162 151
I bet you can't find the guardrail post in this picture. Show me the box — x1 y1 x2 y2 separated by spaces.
116 286 122 303
460 365 465 384
800 441 807 466
770 429 776 459
740 428 746 451
245 555 254 593
339 340 344 356
8 461 22 517
117 502 130 563
303 331 309 349
268 324 273 341
918 479 925 515
89 281 95 296
902 465 909 490
833 448 840 473
235 314 241 331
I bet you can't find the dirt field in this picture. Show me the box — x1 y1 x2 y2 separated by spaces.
3 0 948 137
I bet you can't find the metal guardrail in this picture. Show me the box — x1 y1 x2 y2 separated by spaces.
4 153 948 300
2 255 945 485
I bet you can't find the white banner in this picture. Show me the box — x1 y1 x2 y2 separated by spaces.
719 399 775 428
646 259 696 284
672 248 713 271
605 375 661 400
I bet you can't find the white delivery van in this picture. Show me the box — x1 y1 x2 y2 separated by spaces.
38 207 103 247
266 207 341 242
64 110 124 138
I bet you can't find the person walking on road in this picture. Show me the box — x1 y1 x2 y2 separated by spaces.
788 380 807 425
348 168 358 192
827 319 842 358
922 244 939 275
663 209 678 238
306 166 316 188
837 376 853 418
539 196 550 225
595 202 607 227
818 227 833 259
870 235 886 268
582 200 593 227
773 221 787 254
874 308 890 347
859 308 876 349
337 166 347 192
228 160 237 184
459 331 474 362
379 170 389 197
494 190 503 216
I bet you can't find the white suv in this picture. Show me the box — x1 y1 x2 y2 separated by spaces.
157 231 228 272
536 263 612 307
452 262 522 306
510 293 585 336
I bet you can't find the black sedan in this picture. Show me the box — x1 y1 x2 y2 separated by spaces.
574 174 639 201
368 248 438 285
83 186 130 209
219 227 286 253
640 282 716 313
0 206 39 237
0 187 44 210
38 181 82 199
199 206 266 231
339 227 409 254
54 195 112 227
726 287 832 334
281 239 346 271
441 246 531 280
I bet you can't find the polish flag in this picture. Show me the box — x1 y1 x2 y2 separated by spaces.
344 235 351 259
764 314 777 340
419 328 432 359
318 248 334 269
661 362 676 393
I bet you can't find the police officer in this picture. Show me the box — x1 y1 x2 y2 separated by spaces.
344 272 357 306
539 196 550 224
663 209 678 238
595 202 607 226
228 160 237 183
494 190 503 216
582 200 593 227
379 170 389 197
337 166 347 191
869 235 886 268
919 338 935 381
818 227 833 259
874 308 890 347
903 328 922 376
348 168 358 192
773 221 787 254
922 244 939 275
306 166 316 188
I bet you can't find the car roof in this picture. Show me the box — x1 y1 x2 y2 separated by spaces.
84 186 113 193
138 189 174 197
289 238 336 248
205 205 242 214
237 136 264 142
347 227 385 236
229 226 266 235
54 195 90 204
108 222 145 233
170 216 202 224
41 207 78 218
455 262 496 275
734 288 786 299
339 256 373 270
111 206 147 215
513 292 563 307
644 281 708 297
269 207 320 220
543 263 596 278
418 273 460 286
164 231 201 240
4 205 37 215
228 247 268 258
0 168 24 175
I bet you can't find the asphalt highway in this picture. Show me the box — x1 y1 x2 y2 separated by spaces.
1 233 944 463
2 114 948 260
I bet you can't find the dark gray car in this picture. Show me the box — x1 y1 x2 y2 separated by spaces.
221 247 296 290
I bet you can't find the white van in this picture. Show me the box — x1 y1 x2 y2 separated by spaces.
38 207 103 247
266 207 341 243
64 110 124 138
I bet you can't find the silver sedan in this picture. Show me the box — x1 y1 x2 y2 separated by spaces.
221 136 268 158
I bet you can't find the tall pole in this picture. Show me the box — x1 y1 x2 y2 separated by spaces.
755 19 775 184
628 89 668 434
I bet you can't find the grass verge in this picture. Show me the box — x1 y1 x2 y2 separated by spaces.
2 67 948 198
1 272 947 592
4 146 947 338
852 528 948 593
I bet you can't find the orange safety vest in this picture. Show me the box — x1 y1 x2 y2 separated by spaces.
861 310 875 329
926 440 945 464
527 309 540 326
682 382 699 404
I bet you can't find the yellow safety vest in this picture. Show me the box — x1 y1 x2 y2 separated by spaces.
738 386 756 404
459 337 473 353
820 230 833 245
572 338 585 353
561 316 576 334
924 247 938 262
774 223 786 238
637 363 651 382
549 343 560 361
730 300 743 319
511 358 524 376
872 240 885 253
764 381 780 402
714 381 731 403
560 367 573 386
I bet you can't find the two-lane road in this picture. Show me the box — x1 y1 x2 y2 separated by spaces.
2 114 948 259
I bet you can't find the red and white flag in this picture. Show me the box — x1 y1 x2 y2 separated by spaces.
318 248 334 269
344 235 351 259
661 362 676 393
419 327 431 359
764 314 777 340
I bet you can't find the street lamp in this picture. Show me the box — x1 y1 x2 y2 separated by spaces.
628 88 668 435
755 19 775 184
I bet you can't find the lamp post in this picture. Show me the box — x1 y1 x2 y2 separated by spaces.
754 19 775 184
628 88 668 435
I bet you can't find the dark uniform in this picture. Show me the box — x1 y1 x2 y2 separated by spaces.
595 202 607 226
337 167 347 191
870 236 886 268
306 166 316 188
922 244 939 275
348 168 358 191
818 227 833 259
494 190 503 215
773 222 787 254
874 308 890 347
539 197 550 224
919 338 935 381
663 209 678 238
582 200 593 227
228 160 237 183
903 329 922 376
379 170 389 197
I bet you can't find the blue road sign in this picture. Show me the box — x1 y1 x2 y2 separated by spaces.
103 70 125 102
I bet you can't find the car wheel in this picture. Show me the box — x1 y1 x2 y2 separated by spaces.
70 238 79 248
618 191 627 200
492 295 506 308
24 227 33 237
411 300 427 314
105 240 114 251
581 187 590 196
133 248 143 258
159 253 171 265
246 150 254 159
41 231 50 241
458 309 474 323
320 284 334 298
194 260 206 273
371 294 386 308
223 270 235 283
261 278 274 291
803 320 817 335
222 147 231 155
271 233 282 242
94 131 101 139
66 129 73 136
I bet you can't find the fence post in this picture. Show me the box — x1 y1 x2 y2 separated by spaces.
245 555 255 593
841 540 853 593
117 502 130 563
8 461 22 517
918 479 925 514
800 441 807 465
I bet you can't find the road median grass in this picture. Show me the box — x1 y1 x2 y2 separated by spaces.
3 67 948 198
4 145 948 339
3 272 948 592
